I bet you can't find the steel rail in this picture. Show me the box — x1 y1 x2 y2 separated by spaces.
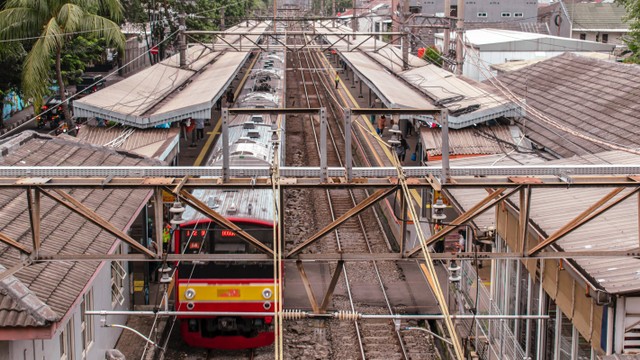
308 36 412 360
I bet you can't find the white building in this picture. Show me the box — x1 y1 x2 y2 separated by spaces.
434 28 615 81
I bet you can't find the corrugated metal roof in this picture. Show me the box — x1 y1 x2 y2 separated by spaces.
0 131 159 327
75 125 180 160
485 52 640 158
74 49 250 128
420 125 530 157
465 21 550 35
565 3 629 31
73 22 268 128
444 151 640 294
435 29 615 52
401 65 524 128
341 51 438 110
317 22 524 127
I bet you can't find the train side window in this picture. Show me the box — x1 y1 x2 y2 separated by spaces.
181 228 210 254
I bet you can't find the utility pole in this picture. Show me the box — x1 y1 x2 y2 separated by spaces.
351 0 356 39
179 13 186 69
220 6 225 33
401 0 408 70
443 0 450 58
332 0 336 27
455 0 464 76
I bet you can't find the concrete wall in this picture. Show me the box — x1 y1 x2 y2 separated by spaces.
571 30 627 46
122 37 151 77
408 0 537 22
5 244 130 360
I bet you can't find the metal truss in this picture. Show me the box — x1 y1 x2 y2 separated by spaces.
185 31 406 52
31 250 640 262
0 168 639 188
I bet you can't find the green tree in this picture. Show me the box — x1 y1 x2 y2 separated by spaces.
0 0 125 122
0 42 25 96
617 0 640 62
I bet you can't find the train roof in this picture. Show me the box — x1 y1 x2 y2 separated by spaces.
182 49 285 226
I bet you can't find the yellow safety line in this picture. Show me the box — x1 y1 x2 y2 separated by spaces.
319 53 424 207
193 54 260 166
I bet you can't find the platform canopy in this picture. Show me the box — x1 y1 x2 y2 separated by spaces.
74 22 267 128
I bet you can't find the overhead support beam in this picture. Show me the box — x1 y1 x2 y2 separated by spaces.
172 188 274 256
26 188 41 255
0 232 31 255
287 187 397 257
319 260 344 312
38 188 156 258
153 188 164 257
296 261 320 313
407 187 520 257
32 250 640 263
519 186 532 256
529 187 639 256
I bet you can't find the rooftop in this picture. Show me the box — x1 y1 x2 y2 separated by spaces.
484 52 640 158
75 124 180 160
0 131 160 330
73 22 267 128
420 125 530 157
436 28 615 52
565 2 629 31
444 151 640 295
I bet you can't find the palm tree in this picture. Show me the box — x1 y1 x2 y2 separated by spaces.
0 0 125 124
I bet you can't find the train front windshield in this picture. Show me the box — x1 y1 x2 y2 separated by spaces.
178 223 274 279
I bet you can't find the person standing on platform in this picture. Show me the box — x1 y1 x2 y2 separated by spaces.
397 136 409 162
377 115 386 136
195 118 205 141
226 88 235 105
335 74 340 89
370 99 380 124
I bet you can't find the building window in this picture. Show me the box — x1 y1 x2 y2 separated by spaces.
477 12 488 18
602 34 609 43
111 245 126 306
81 289 94 358
514 12 523 17
60 317 74 360
501 12 511 17
580 33 586 40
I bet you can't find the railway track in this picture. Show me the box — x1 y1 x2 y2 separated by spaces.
283 26 437 360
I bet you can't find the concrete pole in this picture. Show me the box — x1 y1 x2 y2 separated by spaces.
440 110 450 184
221 7 225 33
332 0 336 27
443 0 450 56
351 0 356 39
222 108 229 182
320 108 327 182
455 0 464 76
178 13 186 68
344 108 352 181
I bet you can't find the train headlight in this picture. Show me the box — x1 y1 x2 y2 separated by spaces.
185 288 196 300
263 302 272 310
262 288 273 299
